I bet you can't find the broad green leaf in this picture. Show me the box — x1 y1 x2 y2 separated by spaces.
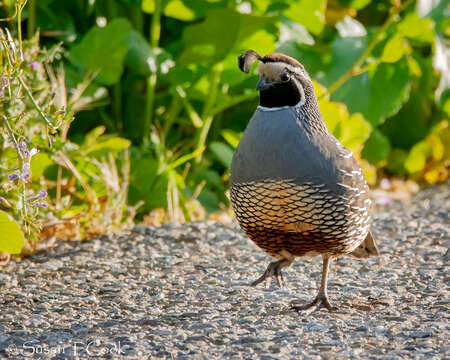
319 96 349 135
326 36 368 86
336 16 367 38
0 211 24 255
367 61 411 125
398 13 435 43
180 9 240 64
361 129 391 165
180 9 277 65
339 113 372 152
332 58 411 126
125 30 174 76
128 156 168 212
279 16 314 45
68 18 132 85
381 34 409 63
404 141 432 173
31 152 54 181
210 142 234 167
284 0 326 35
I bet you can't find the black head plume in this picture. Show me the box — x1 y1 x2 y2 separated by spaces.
238 50 262 73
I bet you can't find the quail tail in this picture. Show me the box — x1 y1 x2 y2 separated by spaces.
251 258 293 288
291 255 338 313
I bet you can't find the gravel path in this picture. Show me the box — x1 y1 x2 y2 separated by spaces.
0 184 449 359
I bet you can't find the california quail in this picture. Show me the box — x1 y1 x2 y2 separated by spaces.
230 50 379 312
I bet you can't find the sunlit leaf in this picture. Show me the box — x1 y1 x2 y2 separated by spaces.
404 141 432 173
336 16 367 38
339 113 372 152
279 16 314 45
381 34 409 63
398 12 435 43
0 211 24 255
284 0 327 35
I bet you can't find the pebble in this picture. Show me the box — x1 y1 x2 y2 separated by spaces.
0 183 448 359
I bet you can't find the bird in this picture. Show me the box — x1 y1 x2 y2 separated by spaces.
230 50 379 312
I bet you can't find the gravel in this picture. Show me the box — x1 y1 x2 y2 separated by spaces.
0 183 448 359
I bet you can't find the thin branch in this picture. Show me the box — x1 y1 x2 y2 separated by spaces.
324 0 416 98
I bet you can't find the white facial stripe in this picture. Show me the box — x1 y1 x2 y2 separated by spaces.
257 98 304 112
291 76 305 106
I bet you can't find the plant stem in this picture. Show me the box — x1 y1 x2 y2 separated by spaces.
3 116 29 236
112 83 122 132
143 0 162 147
324 0 416 97
16 1 23 59
18 74 56 130
150 0 162 48
27 0 35 39
195 62 223 163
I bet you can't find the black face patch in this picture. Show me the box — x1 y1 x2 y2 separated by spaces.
259 78 302 108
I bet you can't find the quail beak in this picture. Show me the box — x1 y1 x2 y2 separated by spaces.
256 77 269 91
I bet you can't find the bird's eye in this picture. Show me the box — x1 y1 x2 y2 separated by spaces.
281 73 290 82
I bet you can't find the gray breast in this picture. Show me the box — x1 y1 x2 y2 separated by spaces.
230 106 343 193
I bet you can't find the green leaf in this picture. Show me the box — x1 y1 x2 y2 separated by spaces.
398 12 435 43
381 34 409 63
284 0 326 35
361 129 391 165
279 16 314 45
0 211 24 255
327 36 368 86
339 113 372 152
165 0 196 20
31 152 53 181
125 30 174 76
386 148 408 175
68 18 132 85
404 141 432 173
179 9 277 65
128 156 168 212
210 141 233 167
332 58 411 126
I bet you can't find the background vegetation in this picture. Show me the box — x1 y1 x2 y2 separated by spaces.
0 0 448 255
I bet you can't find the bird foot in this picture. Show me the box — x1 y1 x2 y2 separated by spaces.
250 261 287 288
291 295 338 313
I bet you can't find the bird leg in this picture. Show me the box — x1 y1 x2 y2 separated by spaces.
251 258 293 288
292 255 338 313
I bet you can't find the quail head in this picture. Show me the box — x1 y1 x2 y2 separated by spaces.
230 50 379 312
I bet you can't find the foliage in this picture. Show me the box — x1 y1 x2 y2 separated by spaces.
0 2 134 255
0 0 448 254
